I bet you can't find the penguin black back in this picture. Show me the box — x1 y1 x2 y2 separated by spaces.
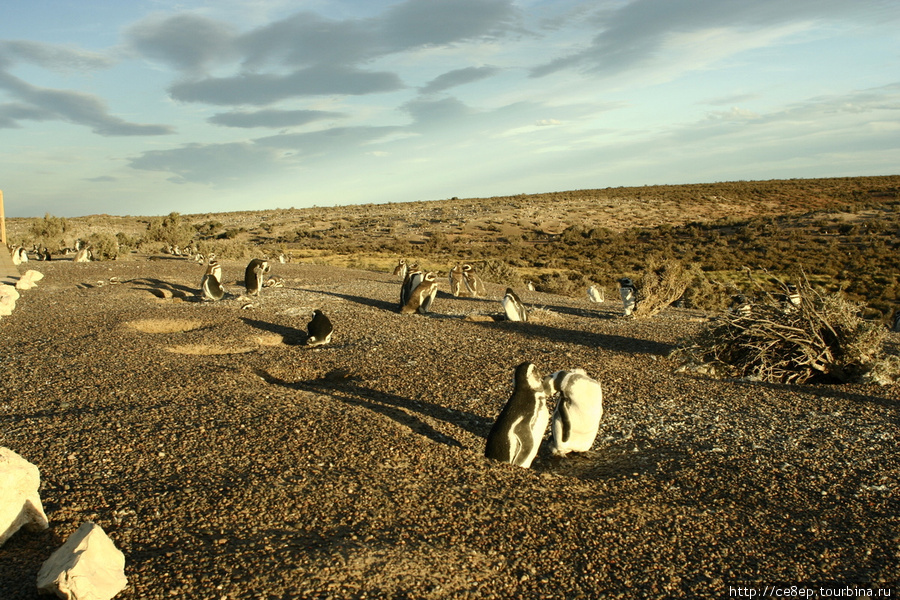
484 362 551 468
306 310 334 347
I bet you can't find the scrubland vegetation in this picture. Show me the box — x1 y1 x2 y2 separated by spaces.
11 175 899 322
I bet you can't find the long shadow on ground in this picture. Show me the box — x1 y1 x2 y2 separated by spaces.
256 369 492 449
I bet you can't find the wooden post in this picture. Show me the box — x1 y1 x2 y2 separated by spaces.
0 189 5 246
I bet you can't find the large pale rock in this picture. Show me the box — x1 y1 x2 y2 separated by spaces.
0 284 18 316
16 269 45 290
37 522 128 600
0 447 49 545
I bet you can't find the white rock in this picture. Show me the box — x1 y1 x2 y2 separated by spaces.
16 269 45 290
0 447 49 546
37 522 128 600
0 285 18 316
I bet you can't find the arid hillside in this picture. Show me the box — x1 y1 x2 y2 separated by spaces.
8 175 900 318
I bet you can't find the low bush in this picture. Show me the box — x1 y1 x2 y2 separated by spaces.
676 286 900 384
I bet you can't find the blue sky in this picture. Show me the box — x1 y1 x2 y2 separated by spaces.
1 0 898 218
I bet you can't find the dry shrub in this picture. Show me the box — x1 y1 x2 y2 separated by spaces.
677 287 900 384
633 260 691 319
479 260 523 288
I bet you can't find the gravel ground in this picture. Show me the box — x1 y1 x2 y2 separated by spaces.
1 258 898 599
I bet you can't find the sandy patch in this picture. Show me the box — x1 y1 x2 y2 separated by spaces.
124 318 203 333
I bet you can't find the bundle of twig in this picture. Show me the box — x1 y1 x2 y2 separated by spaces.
680 283 894 384
632 259 691 319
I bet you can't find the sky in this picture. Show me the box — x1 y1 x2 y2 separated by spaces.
1 0 898 218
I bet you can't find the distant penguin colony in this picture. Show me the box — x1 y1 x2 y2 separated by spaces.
618 277 638 316
200 259 225 301
306 310 334 347
244 258 270 296
484 362 553 469
546 369 604 457
401 272 438 315
502 288 528 322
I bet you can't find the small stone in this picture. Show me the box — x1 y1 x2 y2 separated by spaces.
37 521 128 600
0 446 49 546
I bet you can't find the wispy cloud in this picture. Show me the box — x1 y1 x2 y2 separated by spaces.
208 108 345 128
420 66 501 94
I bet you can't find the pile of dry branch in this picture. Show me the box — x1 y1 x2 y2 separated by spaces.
678 284 898 384
633 260 691 319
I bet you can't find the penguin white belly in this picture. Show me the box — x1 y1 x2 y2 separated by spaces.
549 372 603 456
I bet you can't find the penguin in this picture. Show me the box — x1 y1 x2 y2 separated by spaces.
263 276 284 288
546 369 604 457
74 246 92 263
525 281 536 292
893 309 900 333
484 362 552 469
587 285 605 303
244 258 270 296
306 310 333 347
392 258 408 279
729 294 752 317
502 288 528 322
400 268 424 309
401 272 438 314
462 264 485 298
618 277 637 316
200 260 225 301
449 263 466 297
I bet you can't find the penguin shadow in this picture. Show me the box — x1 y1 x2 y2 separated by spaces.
470 319 674 356
240 317 307 346
538 302 621 320
255 368 491 448
296 288 398 313
130 277 199 300
532 440 691 483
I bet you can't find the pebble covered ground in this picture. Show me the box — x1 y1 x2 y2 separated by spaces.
1 258 898 599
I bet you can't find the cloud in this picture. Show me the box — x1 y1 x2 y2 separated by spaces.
129 142 286 185
421 66 500 94
84 176 117 183
126 13 238 72
169 66 404 105
0 40 115 72
535 118 561 126
208 108 345 128
531 0 898 78
0 71 173 136
0 102 54 128
127 0 519 107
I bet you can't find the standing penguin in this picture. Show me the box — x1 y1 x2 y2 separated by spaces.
306 310 334 347
449 264 466 297
587 285 605 303
546 369 604 456
400 268 424 309
462 264 485 298
502 288 528 322
200 259 225 301
618 277 638 316
485 362 552 469
244 258 270 296
401 272 438 314
392 258 408 279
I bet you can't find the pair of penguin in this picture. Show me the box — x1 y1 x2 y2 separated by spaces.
485 362 604 468
449 263 485 298
400 268 438 314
